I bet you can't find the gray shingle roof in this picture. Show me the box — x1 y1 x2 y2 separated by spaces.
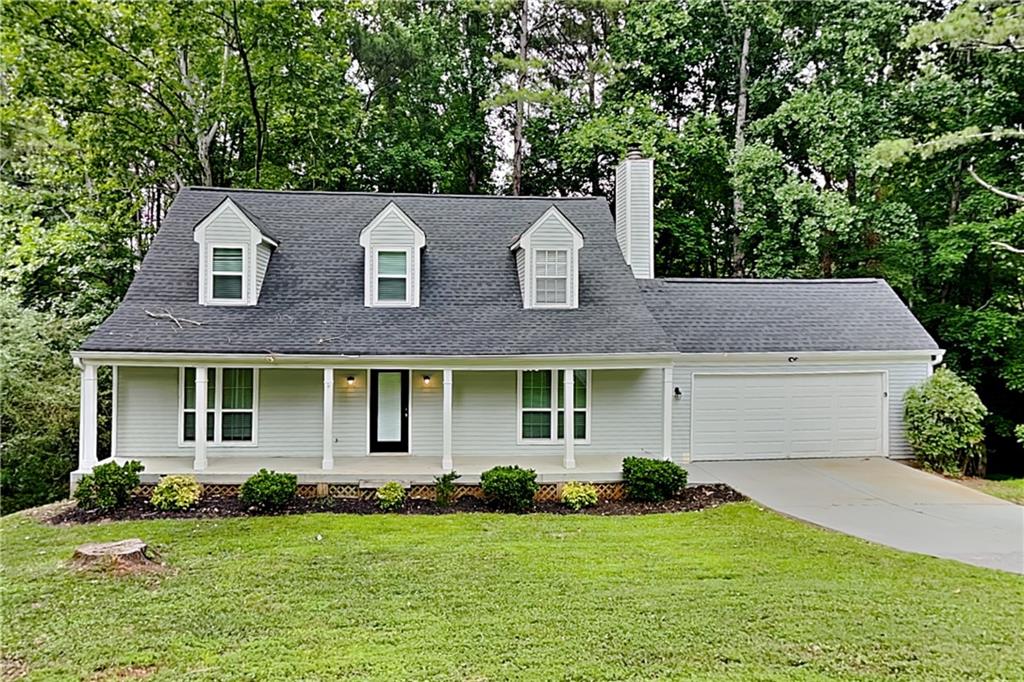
80 188 938 357
638 278 938 353
81 188 677 356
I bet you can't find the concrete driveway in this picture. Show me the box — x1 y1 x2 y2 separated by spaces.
690 458 1024 574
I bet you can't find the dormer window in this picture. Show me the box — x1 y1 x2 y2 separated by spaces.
534 249 569 306
510 206 584 310
193 196 278 306
375 249 410 305
211 247 245 301
359 202 426 308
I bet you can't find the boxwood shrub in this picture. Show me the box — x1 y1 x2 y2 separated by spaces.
376 481 406 511
621 456 687 502
74 460 144 510
905 368 987 476
480 465 538 512
561 481 598 511
239 469 297 511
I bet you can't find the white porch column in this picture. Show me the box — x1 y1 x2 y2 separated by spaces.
322 368 335 470
194 366 208 472
662 366 673 461
564 369 576 469
442 369 453 472
77 362 98 471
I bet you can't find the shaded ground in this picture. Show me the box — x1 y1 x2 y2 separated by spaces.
3 503 1022 681
959 475 1024 505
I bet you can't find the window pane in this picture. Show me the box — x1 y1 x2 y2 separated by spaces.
222 412 253 441
184 369 215 408
536 250 568 276
522 370 551 408
182 412 214 442
535 277 567 304
574 369 587 408
377 277 407 301
213 248 243 272
378 251 407 275
522 411 551 439
556 410 587 440
184 368 195 409
213 274 243 299
222 368 253 409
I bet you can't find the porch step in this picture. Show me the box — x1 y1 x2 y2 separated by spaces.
358 479 413 489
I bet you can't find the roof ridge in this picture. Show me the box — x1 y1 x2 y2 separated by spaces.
185 186 604 201
654 277 882 284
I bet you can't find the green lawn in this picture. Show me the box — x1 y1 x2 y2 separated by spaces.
963 475 1024 505
2 504 1022 681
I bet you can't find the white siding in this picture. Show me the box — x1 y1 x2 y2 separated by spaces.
362 209 422 307
411 370 442 456
515 249 526 299
333 370 368 457
670 361 931 464
116 367 179 456
613 157 654 278
116 366 320 458
529 215 579 308
452 369 663 458
255 242 272 299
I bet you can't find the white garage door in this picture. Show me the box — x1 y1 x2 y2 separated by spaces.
691 372 885 461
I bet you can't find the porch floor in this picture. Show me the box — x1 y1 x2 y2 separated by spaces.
80 455 722 486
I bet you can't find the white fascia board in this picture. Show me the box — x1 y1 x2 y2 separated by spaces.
358 202 426 248
71 350 678 370
672 350 943 366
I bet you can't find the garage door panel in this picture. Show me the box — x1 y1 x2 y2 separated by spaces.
692 373 885 461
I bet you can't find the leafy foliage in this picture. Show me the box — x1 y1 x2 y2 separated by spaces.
73 460 144 511
621 457 687 503
433 471 461 507
480 465 539 512
150 475 203 511
376 481 406 512
239 469 297 512
905 369 988 476
560 481 598 511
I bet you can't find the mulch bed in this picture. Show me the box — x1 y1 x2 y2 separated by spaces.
50 485 744 524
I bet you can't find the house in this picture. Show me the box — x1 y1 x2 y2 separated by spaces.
72 150 941 486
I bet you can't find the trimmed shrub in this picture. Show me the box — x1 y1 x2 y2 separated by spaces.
622 457 687 502
150 475 203 511
561 481 598 511
433 471 460 507
905 368 987 476
480 465 538 512
73 460 144 511
376 481 406 511
239 469 297 511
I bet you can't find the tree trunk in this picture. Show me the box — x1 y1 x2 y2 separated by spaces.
512 0 528 196
730 26 751 277
72 539 156 568
232 0 264 185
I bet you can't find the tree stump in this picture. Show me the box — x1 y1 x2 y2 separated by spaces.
72 539 157 570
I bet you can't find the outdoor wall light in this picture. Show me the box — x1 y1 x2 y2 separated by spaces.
788 356 799 363
346 375 356 385
673 386 683 398
423 374 432 385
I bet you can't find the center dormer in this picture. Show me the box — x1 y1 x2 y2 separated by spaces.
510 206 584 309
359 202 426 307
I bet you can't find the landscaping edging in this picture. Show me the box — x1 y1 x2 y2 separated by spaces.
51 484 744 524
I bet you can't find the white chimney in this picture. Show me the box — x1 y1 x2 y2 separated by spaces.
615 146 654 279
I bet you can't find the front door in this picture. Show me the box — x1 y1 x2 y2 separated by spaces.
370 370 409 453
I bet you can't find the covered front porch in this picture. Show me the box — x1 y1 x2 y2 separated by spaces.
73 355 680 486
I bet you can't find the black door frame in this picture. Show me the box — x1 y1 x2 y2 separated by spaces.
369 369 409 453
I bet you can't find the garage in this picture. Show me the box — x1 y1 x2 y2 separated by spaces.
691 372 886 461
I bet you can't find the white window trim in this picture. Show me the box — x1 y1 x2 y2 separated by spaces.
531 248 572 309
178 367 260 447
207 243 250 306
371 247 414 307
516 369 591 445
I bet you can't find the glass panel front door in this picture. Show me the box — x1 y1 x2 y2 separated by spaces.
370 370 409 452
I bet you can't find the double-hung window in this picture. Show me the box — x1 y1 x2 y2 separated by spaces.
181 368 257 444
375 250 409 304
533 249 569 306
519 369 589 442
211 247 245 301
